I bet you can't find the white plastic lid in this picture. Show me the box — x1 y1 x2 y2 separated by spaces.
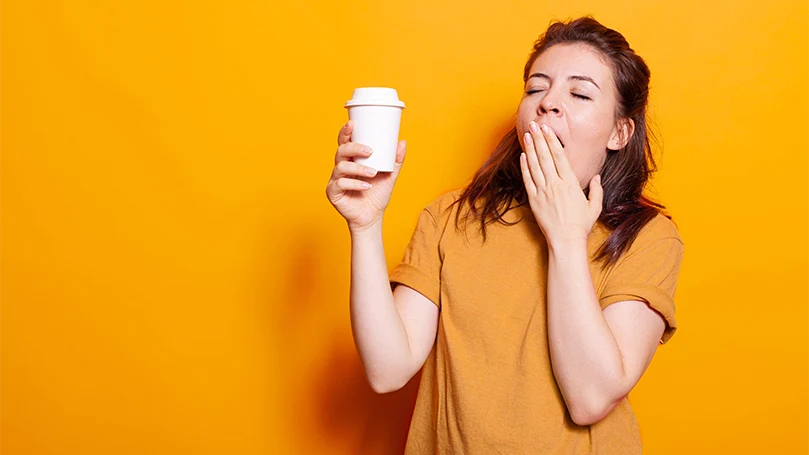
344 87 406 108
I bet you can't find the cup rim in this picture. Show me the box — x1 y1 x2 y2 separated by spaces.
344 100 406 108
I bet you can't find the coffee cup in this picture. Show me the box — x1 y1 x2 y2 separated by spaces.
344 87 406 173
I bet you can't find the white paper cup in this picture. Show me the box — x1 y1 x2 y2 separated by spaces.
344 87 406 173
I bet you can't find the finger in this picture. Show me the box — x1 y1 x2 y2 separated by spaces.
337 120 353 146
523 131 546 189
390 140 407 178
540 124 575 180
394 140 407 165
331 177 373 193
519 152 537 195
530 122 558 183
335 142 373 164
332 159 378 180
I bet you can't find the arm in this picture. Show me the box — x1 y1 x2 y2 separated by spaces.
350 221 439 394
518 121 668 426
327 121 439 394
546 238 665 426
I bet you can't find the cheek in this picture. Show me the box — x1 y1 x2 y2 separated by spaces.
516 100 539 128
566 118 611 181
568 112 615 156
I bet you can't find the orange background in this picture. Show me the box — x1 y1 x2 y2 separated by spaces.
2 0 807 453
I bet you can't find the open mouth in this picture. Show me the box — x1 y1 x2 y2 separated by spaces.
552 132 565 148
543 125 565 148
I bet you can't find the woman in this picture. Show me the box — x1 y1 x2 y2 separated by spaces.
325 16 684 454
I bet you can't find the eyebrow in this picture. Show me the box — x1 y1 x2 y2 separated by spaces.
527 72 601 91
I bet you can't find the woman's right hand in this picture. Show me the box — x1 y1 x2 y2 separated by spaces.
326 120 407 234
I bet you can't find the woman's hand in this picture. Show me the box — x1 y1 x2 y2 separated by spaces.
519 121 603 249
326 120 407 234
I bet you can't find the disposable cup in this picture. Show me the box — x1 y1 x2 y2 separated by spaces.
344 87 406 172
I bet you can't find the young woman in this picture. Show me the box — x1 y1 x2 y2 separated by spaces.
325 16 684 454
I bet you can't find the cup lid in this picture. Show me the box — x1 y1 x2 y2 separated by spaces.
344 87 406 108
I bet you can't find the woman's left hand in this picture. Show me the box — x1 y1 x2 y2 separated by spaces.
519 121 603 249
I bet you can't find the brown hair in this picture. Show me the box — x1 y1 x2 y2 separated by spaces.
447 16 670 268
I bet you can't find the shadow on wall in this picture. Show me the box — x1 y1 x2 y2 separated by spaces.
267 113 513 452
314 342 422 454
269 222 421 453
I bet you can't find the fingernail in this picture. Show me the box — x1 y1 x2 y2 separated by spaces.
362 182 372 189
596 174 601 183
540 124 549 134
365 167 377 176
529 122 538 132
363 146 372 154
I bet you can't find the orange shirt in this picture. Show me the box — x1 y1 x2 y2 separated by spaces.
389 189 685 454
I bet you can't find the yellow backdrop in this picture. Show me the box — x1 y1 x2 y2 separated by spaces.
2 0 807 453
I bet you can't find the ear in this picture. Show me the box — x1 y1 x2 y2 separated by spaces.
607 118 635 151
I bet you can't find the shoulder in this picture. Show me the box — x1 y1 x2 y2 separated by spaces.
639 213 683 245
620 213 684 264
423 188 465 220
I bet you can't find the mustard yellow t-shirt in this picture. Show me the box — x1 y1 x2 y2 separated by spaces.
389 188 685 454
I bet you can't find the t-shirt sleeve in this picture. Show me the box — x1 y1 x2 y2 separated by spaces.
389 207 443 308
599 219 685 344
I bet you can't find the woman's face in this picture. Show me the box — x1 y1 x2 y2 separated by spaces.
517 43 633 189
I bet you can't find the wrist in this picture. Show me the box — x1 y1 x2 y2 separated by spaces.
547 235 588 257
349 218 384 237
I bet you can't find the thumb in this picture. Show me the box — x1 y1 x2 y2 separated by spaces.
391 140 407 176
588 174 604 218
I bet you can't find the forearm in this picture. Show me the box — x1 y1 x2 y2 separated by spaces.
349 221 414 393
546 238 626 423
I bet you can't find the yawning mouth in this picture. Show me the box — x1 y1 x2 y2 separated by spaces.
541 124 565 148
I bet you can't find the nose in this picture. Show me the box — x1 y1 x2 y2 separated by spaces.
538 89 562 116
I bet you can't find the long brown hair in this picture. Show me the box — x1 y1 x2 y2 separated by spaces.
447 16 669 268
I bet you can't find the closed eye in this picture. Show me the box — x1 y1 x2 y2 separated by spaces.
525 90 590 101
